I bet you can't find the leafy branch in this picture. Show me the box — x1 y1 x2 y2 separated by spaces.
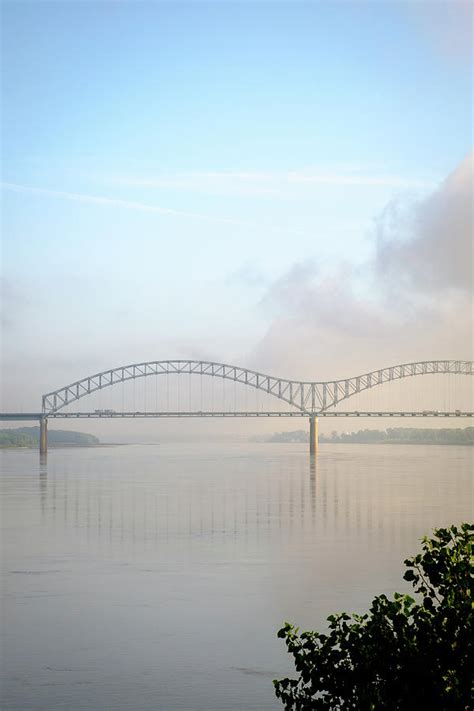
274 523 474 710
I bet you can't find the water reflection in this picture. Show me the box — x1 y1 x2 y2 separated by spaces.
1 444 472 711
27 444 472 553
39 456 48 514
33 452 320 548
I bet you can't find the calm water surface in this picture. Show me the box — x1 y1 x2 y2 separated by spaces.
1 443 473 710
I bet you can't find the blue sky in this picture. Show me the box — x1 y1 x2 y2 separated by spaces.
1 0 472 412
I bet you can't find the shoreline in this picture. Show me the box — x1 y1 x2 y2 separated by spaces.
1 441 473 450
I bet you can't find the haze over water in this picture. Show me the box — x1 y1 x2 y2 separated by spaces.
2 1 472 708
1 443 472 710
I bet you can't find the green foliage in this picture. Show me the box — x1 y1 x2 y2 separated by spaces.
265 427 474 445
0 431 36 447
274 523 474 710
331 427 474 446
0 427 99 447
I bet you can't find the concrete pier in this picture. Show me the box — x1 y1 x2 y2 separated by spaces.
40 418 48 455
309 415 318 455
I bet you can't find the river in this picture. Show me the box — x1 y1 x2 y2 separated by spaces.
1 443 472 710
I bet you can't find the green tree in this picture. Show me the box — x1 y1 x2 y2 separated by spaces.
274 523 473 710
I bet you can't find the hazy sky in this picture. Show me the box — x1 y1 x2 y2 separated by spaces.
1 0 472 426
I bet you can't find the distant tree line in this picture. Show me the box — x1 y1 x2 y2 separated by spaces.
263 427 474 446
0 427 100 447
0 431 36 447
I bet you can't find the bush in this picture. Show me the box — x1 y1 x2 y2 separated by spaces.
274 523 473 710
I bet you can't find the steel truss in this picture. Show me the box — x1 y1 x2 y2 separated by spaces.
41 359 473 416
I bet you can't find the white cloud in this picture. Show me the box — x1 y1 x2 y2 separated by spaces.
407 0 473 63
376 152 473 293
250 154 473 380
112 167 435 199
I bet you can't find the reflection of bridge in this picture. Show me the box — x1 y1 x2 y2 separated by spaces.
1 359 472 454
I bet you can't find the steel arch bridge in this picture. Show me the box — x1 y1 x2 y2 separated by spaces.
42 359 473 416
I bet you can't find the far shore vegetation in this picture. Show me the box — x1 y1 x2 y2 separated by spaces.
3 426 473 448
258 426 474 446
0 427 100 448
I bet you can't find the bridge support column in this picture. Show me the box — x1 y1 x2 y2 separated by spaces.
309 415 318 456
40 418 48 455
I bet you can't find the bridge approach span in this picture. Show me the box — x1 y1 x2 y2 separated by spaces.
42 359 473 416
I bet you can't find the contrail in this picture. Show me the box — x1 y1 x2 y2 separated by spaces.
1 181 248 227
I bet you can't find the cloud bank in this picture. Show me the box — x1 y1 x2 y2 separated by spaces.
376 153 472 293
250 153 473 380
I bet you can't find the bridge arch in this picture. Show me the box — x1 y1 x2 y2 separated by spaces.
42 359 473 416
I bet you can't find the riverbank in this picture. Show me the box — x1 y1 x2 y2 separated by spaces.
258 426 474 446
0 427 100 448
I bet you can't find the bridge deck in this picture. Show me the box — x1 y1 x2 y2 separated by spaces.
0 411 472 420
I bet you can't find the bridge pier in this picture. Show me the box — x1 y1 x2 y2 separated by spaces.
40 417 48 455
309 415 318 455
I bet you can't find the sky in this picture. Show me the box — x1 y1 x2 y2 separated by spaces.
1 0 473 437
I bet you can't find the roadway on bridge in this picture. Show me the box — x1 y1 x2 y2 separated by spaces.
0 411 472 421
